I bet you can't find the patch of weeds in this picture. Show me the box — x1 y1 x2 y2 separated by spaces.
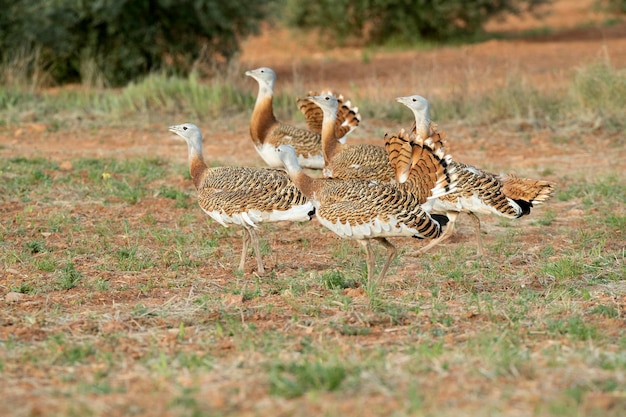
33 254 57 272
321 270 357 290
157 185 190 209
541 257 584 280
242 285 262 301
269 360 350 398
539 245 555 257
547 316 598 341
108 178 143 205
50 335 95 365
330 240 354 261
604 213 626 230
79 380 125 395
557 175 625 206
596 352 626 371
0 249 23 266
259 238 271 257
490 230 521 257
11 282 34 294
25 240 47 254
590 304 619 318
331 321 371 336
446 268 464 281
116 245 153 271
137 278 159 295
47 213 70 233
57 261 82 290
91 277 110 291
369 298 410 325
573 228 606 251
176 352 213 371
61 344 96 365
168 386 202 414
131 303 156 318
532 209 557 226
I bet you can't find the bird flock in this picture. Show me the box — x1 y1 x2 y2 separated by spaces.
169 66 555 286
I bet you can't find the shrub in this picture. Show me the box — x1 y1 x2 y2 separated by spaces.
281 0 549 44
0 0 269 87
605 0 626 13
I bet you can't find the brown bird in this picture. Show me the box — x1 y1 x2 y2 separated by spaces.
397 94 556 256
275 129 457 286
245 67 360 169
169 123 315 274
306 93 395 181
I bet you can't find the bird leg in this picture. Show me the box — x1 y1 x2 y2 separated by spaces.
357 239 376 288
245 225 265 275
375 237 397 284
238 227 251 272
467 212 483 257
408 211 458 256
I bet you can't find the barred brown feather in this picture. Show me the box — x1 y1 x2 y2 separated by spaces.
246 67 360 169
275 128 456 286
396 93 555 256
384 129 413 183
169 123 314 275
297 91 361 140
308 93 394 181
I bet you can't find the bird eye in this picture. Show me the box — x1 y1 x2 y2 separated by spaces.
412 98 417 102
183 126 187 130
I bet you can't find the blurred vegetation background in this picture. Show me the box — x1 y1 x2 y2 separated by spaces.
0 0 270 87
0 0 567 87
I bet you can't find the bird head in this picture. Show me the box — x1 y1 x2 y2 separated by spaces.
396 95 431 121
168 123 203 150
307 93 339 116
275 144 301 172
245 67 276 93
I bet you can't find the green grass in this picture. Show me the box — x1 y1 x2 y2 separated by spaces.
269 360 351 398
1 59 625 132
57 261 82 290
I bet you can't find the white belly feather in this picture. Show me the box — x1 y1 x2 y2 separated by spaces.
202 201 314 228
431 194 521 218
256 143 324 169
317 214 421 239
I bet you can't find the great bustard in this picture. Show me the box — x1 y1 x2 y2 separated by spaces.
245 67 360 169
169 123 315 274
397 94 556 256
275 129 457 286
306 93 395 181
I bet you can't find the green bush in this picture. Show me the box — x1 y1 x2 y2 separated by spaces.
282 0 549 44
607 0 626 12
0 0 269 87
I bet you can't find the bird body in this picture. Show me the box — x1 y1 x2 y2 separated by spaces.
431 162 552 219
169 123 314 274
396 94 555 255
276 128 456 285
307 94 394 181
246 67 360 169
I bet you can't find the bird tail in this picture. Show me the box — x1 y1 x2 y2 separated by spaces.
384 129 457 203
500 175 555 216
297 90 361 143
